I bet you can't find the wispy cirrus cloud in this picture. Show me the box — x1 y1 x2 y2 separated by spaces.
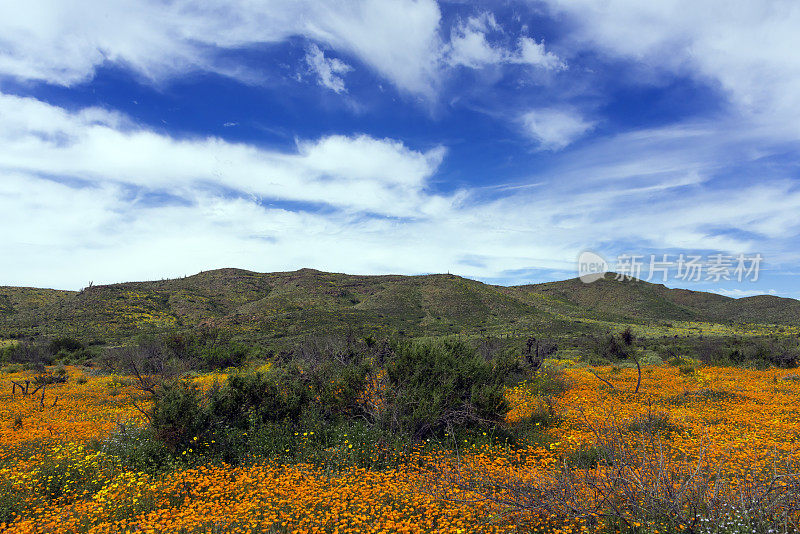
538 0 800 137
0 0 564 101
0 0 445 97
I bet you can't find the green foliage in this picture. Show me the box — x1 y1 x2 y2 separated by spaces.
591 330 637 361
667 354 698 375
0 343 15 364
161 329 251 369
529 366 568 396
208 371 302 429
145 336 520 465
150 381 209 451
48 336 83 355
198 343 248 368
383 339 509 439
149 353 373 462
98 425 172 473
653 335 800 369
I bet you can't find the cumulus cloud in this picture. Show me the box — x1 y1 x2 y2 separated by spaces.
304 44 353 93
521 107 594 150
445 13 564 70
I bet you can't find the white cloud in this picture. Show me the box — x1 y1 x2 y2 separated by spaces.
514 37 565 69
3 94 800 292
445 13 564 70
521 107 594 150
0 1 572 100
0 0 444 97
304 44 353 93
539 0 800 137
445 14 504 68
0 92 447 218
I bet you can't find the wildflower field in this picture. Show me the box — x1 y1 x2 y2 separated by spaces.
2 361 799 534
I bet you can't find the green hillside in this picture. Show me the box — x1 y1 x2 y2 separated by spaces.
0 269 797 346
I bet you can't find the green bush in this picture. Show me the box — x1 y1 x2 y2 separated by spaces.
48 336 83 355
149 356 372 462
382 339 509 439
143 337 549 465
208 371 303 429
199 343 249 369
99 425 172 473
528 366 568 396
150 381 209 451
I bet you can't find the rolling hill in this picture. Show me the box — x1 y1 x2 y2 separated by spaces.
0 269 797 346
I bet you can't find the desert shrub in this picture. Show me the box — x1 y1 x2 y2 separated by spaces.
148 355 373 462
5 340 52 370
198 343 249 369
490 348 528 385
590 329 638 363
0 344 16 364
529 366 568 396
207 371 303 429
99 425 172 473
2 362 22 374
382 339 509 439
667 354 698 375
663 336 800 369
142 336 538 465
519 337 558 373
56 345 95 364
150 380 209 451
47 336 83 355
107 330 252 373
639 351 664 366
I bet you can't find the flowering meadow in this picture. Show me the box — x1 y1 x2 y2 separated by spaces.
1 362 799 533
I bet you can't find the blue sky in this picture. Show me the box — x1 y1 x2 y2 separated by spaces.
1 0 800 297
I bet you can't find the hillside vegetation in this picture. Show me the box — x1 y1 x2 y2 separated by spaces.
1 269 798 347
